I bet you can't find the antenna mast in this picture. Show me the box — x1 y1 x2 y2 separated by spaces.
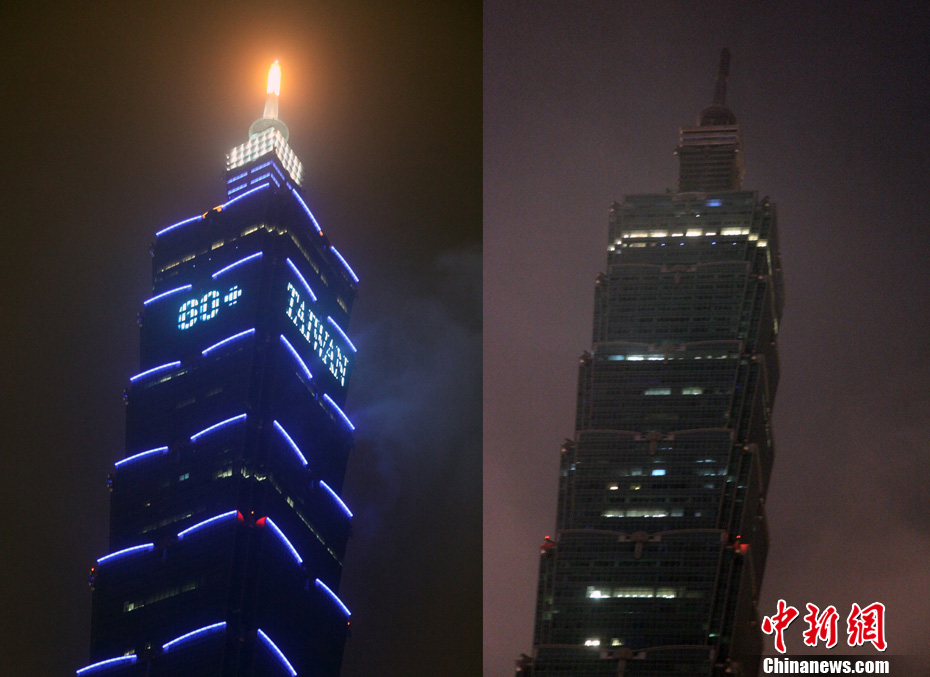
713 48 730 107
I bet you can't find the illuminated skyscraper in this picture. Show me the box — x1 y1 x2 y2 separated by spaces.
82 63 360 677
519 50 784 677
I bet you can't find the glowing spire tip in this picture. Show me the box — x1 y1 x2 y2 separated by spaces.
267 61 281 96
248 60 289 140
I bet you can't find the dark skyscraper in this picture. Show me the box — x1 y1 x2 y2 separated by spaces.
519 51 783 676
81 63 359 676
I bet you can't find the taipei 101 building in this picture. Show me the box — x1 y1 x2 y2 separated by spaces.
80 63 360 676
519 51 784 676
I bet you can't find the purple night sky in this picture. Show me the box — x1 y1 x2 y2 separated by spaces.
485 1 930 674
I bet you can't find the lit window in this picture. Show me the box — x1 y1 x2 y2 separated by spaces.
584 639 600 647
616 587 656 598
602 508 670 518
589 586 682 600
644 388 671 395
682 387 704 395
651 469 666 476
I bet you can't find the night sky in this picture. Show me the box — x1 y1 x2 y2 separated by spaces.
485 1 930 674
1 2 480 675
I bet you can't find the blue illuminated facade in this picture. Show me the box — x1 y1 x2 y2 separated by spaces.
84 66 359 676
520 51 783 677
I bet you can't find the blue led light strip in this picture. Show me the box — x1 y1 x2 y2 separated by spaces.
326 316 357 353
115 446 169 468
202 328 256 356
263 517 303 564
330 246 359 283
315 579 351 616
221 183 269 209
320 480 353 518
144 284 192 306
289 187 323 234
279 335 313 382
130 361 181 384
270 173 281 188
250 172 273 185
190 414 247 442
177 511 239 540
257 629 298 676
162 621 227 651
286 258 317 301
156 215 201 237
96 543 154 566
322 394 356 431
227 182 249 195
272 420 309 467
270 163 286 183
212 251 263 279
227 171 248 183
251 160 275 174
76 655 137 675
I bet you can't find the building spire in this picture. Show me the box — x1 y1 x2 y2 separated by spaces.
263 60 281 120
249 60 290 141
229 60 304 187
678 49 743 191
697 48 736 127
712 48 730 107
